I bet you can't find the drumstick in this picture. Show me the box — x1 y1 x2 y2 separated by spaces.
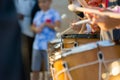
57 19 90 37
68 4 120 19
59 27 72 36
61 19 90 34
72 19 91 25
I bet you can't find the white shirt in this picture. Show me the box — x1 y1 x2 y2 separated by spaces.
15 0 36 37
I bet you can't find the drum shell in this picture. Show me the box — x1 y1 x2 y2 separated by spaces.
53 45 120 80
108 74 120 80
63 38 99 48
62 34 100 49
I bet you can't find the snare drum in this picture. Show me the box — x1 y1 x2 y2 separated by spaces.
50 41 120 80
62 34 99 49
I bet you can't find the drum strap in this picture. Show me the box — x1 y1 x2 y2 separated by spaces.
63 61 73 80
97 51 108 80
55 59 118 80
97 43 109 80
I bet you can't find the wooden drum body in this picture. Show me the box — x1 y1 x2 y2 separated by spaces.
62 34 100 49
50 41 120 80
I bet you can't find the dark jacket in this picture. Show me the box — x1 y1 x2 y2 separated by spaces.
31 1 40 24
0 0 26 80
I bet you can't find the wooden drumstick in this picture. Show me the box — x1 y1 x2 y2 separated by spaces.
72 19 91 25
59 27 72 36
68 4 120 19
57 19 90 37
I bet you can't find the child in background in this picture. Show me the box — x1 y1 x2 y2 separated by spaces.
31 0 61 80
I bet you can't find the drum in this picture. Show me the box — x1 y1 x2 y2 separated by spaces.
48 39 61 54
108 75 120 80
50 41 120 80
62 34 100 49
103 60 120 80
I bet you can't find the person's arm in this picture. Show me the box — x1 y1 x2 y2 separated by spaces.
92 15 120 31
31 23 45 33
86 12 120 31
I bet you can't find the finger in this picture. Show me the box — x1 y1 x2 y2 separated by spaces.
88 0 99 7
91 14 99 24
98 8 106 12
85 13 93 21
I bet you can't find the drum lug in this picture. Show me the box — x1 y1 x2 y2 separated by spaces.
62 61 73 80
98 51 103 60
74 42 78 47
62 61 68 68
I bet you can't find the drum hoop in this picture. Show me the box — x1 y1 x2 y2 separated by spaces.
53 40 115 61
49 39 62 44
62 34 100 39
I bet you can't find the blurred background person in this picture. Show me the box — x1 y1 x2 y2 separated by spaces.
31 0 61 80
31 0 41 24
0 0 26 80
15 0 36 80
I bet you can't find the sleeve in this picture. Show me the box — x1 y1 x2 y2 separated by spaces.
54 11 61 22
33 11 40 24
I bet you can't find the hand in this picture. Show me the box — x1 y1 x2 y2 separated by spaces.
36 23 45 33
45 19 52 27
88 0 102 7
87 13 120 31
31 23 45 33
18 13 24 20
91 24 100 32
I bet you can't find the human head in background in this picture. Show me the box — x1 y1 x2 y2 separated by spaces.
38 0 52 11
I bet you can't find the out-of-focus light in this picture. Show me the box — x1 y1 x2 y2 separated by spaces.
110 61 120 76
56 32 61 38
102 60 120 80
102 73 107 79
61 14 67 19
111 67 120 76
55 52 61 56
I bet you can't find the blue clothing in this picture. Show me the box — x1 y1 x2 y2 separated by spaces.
33 8 61 50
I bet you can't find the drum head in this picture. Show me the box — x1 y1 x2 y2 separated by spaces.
53 40 115 61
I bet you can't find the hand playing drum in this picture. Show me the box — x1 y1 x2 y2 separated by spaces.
85 11 120 31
